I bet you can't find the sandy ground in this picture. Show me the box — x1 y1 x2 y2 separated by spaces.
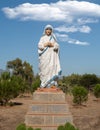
0 93 100 130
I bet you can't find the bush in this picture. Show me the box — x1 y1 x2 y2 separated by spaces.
31 78 40 92
93 84 100 98
0 80 19 105
16 123 26 130
0 75 27 106
57 122 79 130
16 123 41 130
72 86 88 105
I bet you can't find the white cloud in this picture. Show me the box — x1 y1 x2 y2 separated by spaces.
55 25 78 33
54 25 91 33
78 25 91 33
77 18 99 24
56 33 89 46
56 33 69 41
2 1 100 22
2 0 99 46
68 39 90 46
2 2 71 22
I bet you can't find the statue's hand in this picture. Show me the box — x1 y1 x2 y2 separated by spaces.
48 42 54 47
44 42 49 47
44 42 54 47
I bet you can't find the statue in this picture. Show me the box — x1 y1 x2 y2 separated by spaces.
38 24 62 91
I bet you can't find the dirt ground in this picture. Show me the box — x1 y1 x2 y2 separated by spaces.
66 94 100 130
0 93 100 130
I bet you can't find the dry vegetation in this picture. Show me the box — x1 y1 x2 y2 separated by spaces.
0 93 100 130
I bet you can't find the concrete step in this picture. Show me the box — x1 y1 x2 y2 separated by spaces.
28 103 70 114
33 91 65 103
25 114 73 126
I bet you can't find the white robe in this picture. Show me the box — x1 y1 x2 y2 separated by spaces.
38 35 61 88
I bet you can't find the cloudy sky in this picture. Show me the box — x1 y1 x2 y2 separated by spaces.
0 0 100 76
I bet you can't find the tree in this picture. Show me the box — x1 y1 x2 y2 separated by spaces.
23 61 34 84
7 58 23 76
66 74 81 87
7 58 34 80
7 58 34 92
80 74 98 90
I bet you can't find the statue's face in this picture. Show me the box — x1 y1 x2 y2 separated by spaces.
45 28 52 36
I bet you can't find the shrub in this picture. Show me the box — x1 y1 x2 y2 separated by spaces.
57 122 79 130
28 128 34 130
16 123 26 130
0 80 19 105
72 86 88 105
58 125 65 130
0 75 27 106
16 123 41 130
93 84 100 98
31 78 40 92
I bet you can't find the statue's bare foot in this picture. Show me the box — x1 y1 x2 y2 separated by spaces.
37 87 44 91
51 85 57 89
51 86 61 91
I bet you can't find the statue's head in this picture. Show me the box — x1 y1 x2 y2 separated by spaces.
44 25 53 36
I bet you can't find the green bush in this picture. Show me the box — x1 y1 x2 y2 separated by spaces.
0 80 19 105
11 75 28 93
16 123 26 130
31 78 40 92
72 86 88 105
58 125 65 130
16 123 41 130
27 127 33 130
93 84 100 98
57 122 79 130
34 129 41 130
0 74 27 106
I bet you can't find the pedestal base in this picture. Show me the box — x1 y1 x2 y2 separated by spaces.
25 89 73 130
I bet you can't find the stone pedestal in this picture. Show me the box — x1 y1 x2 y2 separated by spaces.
25 89 73 130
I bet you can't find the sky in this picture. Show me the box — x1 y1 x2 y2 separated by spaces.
0 0 100 76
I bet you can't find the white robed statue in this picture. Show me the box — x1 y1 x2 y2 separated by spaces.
38 24 62 88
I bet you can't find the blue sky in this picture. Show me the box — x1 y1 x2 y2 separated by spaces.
0 0 100 76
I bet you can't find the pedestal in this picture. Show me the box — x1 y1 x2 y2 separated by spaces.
25 89 73 130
